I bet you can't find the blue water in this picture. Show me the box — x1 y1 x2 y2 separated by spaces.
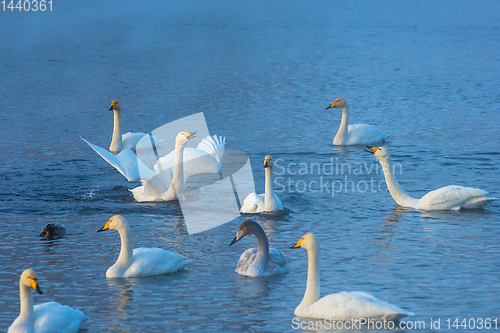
1 1 499 332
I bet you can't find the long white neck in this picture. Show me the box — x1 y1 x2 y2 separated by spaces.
264 165 276 211
110 110 123 153
115 224 134 270
170 142 186 198
18 283 35 331
378 156 418 208
296 241 320 314
253 226 270 271
333 104 349 145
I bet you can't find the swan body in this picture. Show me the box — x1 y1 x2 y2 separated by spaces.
291 233 413 321
367 146 497 210
130 133 225 201
326 97 390 145
108 100 162 153
98 215 191 278
39 223 67 238
240 155 283 213
229 220 289 277
8 269 88 333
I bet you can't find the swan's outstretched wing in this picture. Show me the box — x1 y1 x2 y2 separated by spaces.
419 185 497 210
122 132 163 151
346 124 390 145
81 137 155 182
301 291 413 321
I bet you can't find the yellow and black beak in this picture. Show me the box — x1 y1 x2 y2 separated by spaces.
325 101 337 110
264 159 271 168
30 278 43 295
365 146 380 154
290 237 303 249
97 219 111 232
183 132 197 140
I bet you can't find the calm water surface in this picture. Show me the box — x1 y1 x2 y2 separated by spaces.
1 1 499 332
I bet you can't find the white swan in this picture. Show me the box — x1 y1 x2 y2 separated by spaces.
240 155 283 213
97 215 191 278
366 146 497 210
82 132 225 200
8 269 88 333
130 132 225 201
326 97 390 145
108 100 163 153
291 233 413 321
229 220 289 277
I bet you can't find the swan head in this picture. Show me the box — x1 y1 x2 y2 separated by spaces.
109 100 121 112
365 146 390 160
264 155 273 169
229 219 260 246
98 214 127 232
39 223 57 238
20 269 43 294
290 233 318 251
175 132 197 146
325 97 347 110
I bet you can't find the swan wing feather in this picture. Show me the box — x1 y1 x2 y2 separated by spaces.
34 301 88 333
124 248 191 277
418 185 497 210
240 193 265 213
81 137 155 182
122 132 163 151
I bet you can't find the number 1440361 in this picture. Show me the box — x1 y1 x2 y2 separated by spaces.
2 0 52 11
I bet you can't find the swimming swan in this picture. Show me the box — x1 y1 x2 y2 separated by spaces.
229 220 289 277
291 233 413 321
326 97 390 145
97 215 191 278
82 132 225 200
8 269 88 333
366 146 497 210
130 132 225 201
240 155 283 213
108 100 163 154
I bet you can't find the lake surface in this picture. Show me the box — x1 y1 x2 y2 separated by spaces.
1 1 499 332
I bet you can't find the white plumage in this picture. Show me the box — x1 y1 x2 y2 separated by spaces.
367 146 497 210
8 269 87 333
291 233 413 321
326 97 390 145
98 215 191 278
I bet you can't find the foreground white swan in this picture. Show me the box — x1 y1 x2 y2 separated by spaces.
326 97 390 145
8 269 87 333
82 132 225 200
98 215 191 278
240 155 283 213
229 220 289 277
291 233 413 321
108 100 162 153
367 146 497 210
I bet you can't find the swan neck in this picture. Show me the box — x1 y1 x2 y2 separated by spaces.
333 105 349 145
379 156 417 207
116 224 134 268
298 242 320 311
170 143 185 196
254 226 270 268
19 283 35 319
264 165 274 203
110 110 123 153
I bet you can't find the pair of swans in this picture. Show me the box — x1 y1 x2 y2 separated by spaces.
240 155 284 213
367 146 497 210
82 100 225 201
228 221 412 321
8 269 88 333
98 215 191 278
326 97 390 146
